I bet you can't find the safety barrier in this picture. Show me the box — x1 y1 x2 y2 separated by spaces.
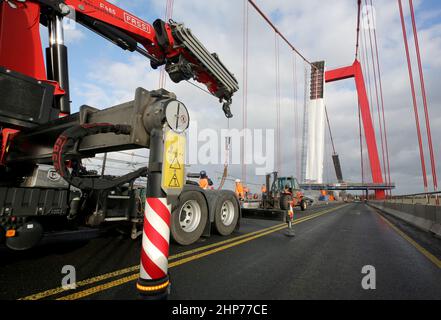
388 191 440 206
370 198 441 237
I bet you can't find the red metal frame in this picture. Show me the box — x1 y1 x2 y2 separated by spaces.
0 129 19 166
325 59 385 199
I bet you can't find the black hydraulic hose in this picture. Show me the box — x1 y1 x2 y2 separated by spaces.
52 123 148 190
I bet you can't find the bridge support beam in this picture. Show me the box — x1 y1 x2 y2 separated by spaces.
325 59 385 200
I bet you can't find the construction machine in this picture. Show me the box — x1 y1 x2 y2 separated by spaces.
240 172 309 223
261 172 308 211
0 0 238 250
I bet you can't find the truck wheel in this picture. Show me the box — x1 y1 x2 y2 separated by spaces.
171 191 208 246
300 200 307 211
280 194 293 210
214 192 239 236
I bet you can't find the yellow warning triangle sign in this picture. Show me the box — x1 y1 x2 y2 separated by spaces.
169 152 181 170
162 129 185 194
168 172 180 188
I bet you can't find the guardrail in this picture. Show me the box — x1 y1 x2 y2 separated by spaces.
387 191 440 206
300 182 395 191
369 194 441 237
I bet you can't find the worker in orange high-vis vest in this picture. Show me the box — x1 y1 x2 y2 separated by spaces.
199 171 209 189
235 179 244 200
243 186 249 199
261 184 267 194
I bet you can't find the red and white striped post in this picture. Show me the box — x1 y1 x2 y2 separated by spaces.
137 128 171 299
137 197 171 297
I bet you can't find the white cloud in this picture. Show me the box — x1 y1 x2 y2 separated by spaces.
64 27 86 45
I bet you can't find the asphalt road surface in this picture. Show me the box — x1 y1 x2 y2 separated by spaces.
1 203 440 300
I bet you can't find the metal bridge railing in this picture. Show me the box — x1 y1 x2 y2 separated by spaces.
386 191 440 206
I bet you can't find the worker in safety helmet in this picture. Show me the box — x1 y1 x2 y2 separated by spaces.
235 179 244 200
199 171 213 189
261 184 267 194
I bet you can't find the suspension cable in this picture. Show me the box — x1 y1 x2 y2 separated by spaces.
359 9 374 184
247 0 317 70
355 0 362 60
364 0 387 184
370 0 392 196
300 63 309 182
359 24 369 106
292 54 300 178
275 33 281 173
398 0 428 192
358 102 365 184
361 20 375 118
359 25 373 184
408 0 438 198
242 0 249 184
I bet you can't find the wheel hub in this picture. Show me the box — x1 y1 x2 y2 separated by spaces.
220 200 235 226
179 200 202 233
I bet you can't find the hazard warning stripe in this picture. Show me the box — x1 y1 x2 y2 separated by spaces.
146 198 170 226
146 208 170 243
140 198 171 281
144 218 169 258
140 245 167 279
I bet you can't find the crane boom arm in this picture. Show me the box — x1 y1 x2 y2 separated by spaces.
64 0 239 114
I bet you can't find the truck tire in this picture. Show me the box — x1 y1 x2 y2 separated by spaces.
214 192 240 236
300 200 307 211
171 191 208 246
280 194 293 210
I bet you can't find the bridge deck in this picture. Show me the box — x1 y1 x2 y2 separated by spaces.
0 203 440 300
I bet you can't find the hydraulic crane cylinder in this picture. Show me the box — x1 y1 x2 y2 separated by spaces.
46 14 71 114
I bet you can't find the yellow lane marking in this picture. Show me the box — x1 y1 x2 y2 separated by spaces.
18 265 140 301
57 205 346 300
19 221 288 300
169 208 334 261
169 222 286 260
375 211 441 269
57 274 140 300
